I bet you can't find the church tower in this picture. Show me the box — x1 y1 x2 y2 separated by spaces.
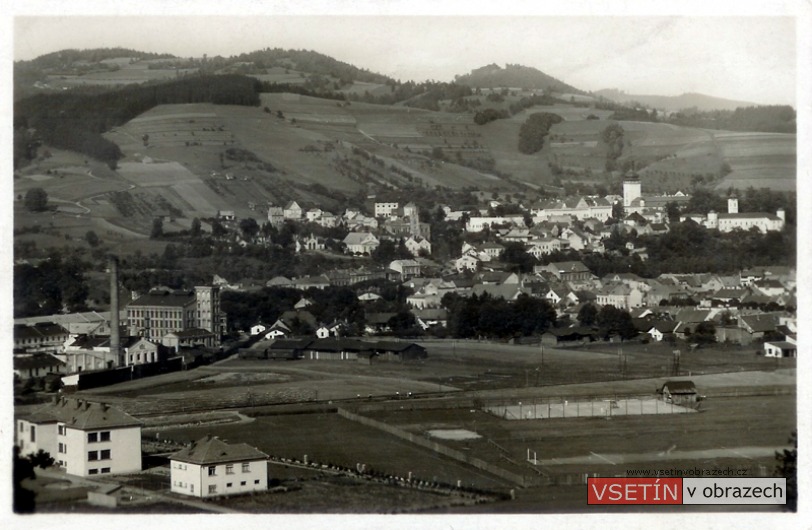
623 171 642 208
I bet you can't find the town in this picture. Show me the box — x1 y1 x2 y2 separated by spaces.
11 26 798 515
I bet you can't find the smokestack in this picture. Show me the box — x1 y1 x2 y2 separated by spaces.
109 255 121 367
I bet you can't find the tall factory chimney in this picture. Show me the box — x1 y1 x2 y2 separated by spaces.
109 255 121 367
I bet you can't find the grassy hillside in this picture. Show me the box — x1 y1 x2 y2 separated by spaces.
15 85 796 248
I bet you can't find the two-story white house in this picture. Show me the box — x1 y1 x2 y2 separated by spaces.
16 397 142 478
169 435 269 498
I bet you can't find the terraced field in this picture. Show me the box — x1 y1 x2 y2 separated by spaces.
713 132 796 191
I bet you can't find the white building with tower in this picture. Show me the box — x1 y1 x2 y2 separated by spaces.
681 196 785 233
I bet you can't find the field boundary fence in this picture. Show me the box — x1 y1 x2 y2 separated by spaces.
337 407 536 487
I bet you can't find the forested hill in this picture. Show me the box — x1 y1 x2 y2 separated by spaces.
16 47 177 69
227 48 393 84
13 74 261 169
454 63 585 94
594 89 757 112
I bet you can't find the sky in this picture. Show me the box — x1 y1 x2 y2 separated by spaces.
8 4 804 107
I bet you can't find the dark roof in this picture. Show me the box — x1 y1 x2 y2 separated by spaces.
373 341 426 353
22 397 141 430
764 341 796 350
741 313 778 333
651 321 678 333
549 261 590 274
170 435 268 465
545 327 596 338
268 338 314 350
171 328 216 339
661 380 697 394
675 309 711 324
14 354 65 370
15 323 70 340
309 338 376 353
128 292 195 308
68 335 147 349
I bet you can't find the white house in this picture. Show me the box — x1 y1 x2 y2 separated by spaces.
305 208 323 222
374 202 399 218
169 435 268 498
343 232 380 255
405 236 431 257
263 320 291 339
763 341 797 358
16 397 142 478
250 323 271 336
454 254 480 272
283 201 303 220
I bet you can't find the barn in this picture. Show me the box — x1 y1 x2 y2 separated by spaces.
659 380 699 405
373 341 428 362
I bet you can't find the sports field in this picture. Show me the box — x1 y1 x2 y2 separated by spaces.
485 396 696 420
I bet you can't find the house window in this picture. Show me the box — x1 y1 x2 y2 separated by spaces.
88 432 98 443
101 468 110 474
227 483 233 488
89 469 98 475
88 451 98 461
208 485 217 494
100 431 111 442
240 481 246 486
30 426 35 443
254 480 260 484
226 464 234 475
190 484 194 493
58 443 65 454
208 466 216 476
19 422 23 433
100 450 111 460
241 463 250 473
58 425 65 436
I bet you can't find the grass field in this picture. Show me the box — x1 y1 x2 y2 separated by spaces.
68 334 795 513
160 413 512 490
713 132 796 191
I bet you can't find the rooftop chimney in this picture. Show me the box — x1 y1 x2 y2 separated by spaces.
109 255 121 367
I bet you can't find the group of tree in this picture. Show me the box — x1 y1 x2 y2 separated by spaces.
442 292 557 339
14 254 90 317
600 122 625 165
23 187 49 212
517 112 563 154
221 285 366 335
667 105 795 134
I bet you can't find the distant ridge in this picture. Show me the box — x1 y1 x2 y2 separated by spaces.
454 63 585 94
594 89 759 112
